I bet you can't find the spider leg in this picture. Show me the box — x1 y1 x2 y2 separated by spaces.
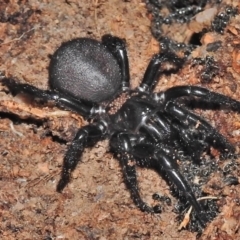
151 146 208 227
156 85 240 112
139 52 184 93
57 121 107 192
101 35 130 90
110 132 158 213
1 77 101 118
165 101 235 154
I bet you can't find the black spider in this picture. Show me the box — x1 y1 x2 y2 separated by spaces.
1 35 240 229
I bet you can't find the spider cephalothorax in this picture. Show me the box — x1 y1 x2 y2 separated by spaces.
1 34 240 230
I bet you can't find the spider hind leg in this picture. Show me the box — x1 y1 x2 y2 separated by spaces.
1 77 96 117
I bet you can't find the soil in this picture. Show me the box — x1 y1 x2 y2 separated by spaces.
0 0 240 239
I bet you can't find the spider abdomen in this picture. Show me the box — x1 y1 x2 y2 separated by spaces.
49 38 122 103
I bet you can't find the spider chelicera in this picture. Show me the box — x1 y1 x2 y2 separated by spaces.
1 34 240 228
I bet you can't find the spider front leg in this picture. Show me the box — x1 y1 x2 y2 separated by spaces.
165 101 235 155
110 132 160 213
156 85 240 112
151 146 208 228
57 121 107 192
1 77 100 118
